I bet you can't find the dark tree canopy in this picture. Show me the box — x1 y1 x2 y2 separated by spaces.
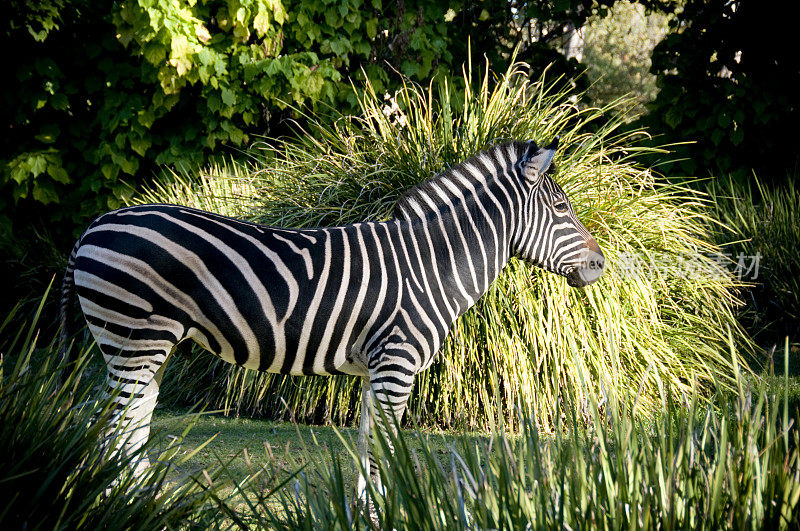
1 0 795 316
643 0 800 179
1 0 617 244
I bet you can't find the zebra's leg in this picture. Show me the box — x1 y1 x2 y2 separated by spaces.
355 376 373 501
353 371 413 511
101 347 173 477
363 355 415 500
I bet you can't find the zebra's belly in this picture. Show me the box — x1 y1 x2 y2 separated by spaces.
184 320 372 377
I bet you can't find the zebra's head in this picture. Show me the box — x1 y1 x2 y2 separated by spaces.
513 138 605 288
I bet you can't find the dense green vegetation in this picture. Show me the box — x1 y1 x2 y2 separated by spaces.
707 177 800 347
1 0 614 285
231 346 800 529
2 0 799 526
6 0 797 320
0 299 225 530
582 1 669 117
127 61 749 430
3 310 798 528
642 0 800 179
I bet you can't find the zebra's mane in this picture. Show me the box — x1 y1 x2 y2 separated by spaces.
393 141 529 219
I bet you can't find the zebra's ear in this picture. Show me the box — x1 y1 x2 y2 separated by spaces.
522 137 558 184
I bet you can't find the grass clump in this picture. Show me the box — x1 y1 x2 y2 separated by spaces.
133 60 748 430
707 176 800 347
0 296 228 530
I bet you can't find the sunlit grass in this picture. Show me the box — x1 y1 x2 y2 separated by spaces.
132 59 749 430
193 340 800 529
2 296 797 527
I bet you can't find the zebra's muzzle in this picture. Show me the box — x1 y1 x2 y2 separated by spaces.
566 242 605 288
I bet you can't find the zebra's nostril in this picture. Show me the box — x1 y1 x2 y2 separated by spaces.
584 240 604 270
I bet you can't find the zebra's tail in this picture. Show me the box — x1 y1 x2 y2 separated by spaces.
59 239 81 374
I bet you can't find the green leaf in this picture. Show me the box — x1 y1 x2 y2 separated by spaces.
30 155 48 178
253 11 271 35
10 163 30 185
119 156 139 175
144 43 167 65
324 10 342 29
101 164 120 180
664 107 682 129
32 180 60 204
401 60 420 78
221 87 237 106
137 109 156 128
330 38 351 56
130 137 152 157
13 183 29 201
47 165 70 184
366 18 378 40
50 93 69 110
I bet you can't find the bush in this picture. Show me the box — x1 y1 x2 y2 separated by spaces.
1 0 342 247
132 60 750 430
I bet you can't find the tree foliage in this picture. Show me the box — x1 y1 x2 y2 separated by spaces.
0 1 608 245
4 0 793 324
1 0 343 244
0 0 624 319
582 1 669 117
643 0 800 178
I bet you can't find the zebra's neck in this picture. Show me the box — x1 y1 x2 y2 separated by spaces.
394 146 525 318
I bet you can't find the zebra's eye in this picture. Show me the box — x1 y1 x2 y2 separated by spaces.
553 200 569 213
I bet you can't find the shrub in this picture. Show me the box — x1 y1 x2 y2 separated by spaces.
132 60 749 430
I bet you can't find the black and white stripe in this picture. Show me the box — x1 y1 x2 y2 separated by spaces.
60 138 605 490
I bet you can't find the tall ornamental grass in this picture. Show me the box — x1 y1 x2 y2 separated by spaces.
133 61 748 430
229 341 800 529
707 176 800 344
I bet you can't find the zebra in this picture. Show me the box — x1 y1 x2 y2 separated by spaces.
59 137 604 499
